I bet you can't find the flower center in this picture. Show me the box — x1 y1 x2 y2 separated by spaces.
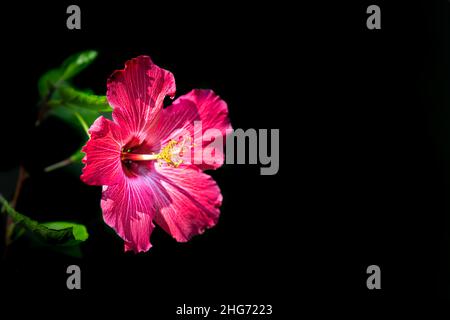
121 136 192 168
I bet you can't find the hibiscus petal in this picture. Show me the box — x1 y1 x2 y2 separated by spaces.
107 55 176 140
81 116 124 186
148 89 232 170
101 177 156 253
151 165 223 242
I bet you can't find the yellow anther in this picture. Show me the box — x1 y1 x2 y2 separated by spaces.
156 140 183 167
121 137 192 168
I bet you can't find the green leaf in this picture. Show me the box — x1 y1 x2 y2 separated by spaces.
38 50 98 99
41 222 89 243
58 86 112 112
60 50 98 81
49 104 101 133
45 84 111 133
0 195 89 246
38 69 64 99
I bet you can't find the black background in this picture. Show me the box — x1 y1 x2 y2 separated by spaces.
0 0 449 316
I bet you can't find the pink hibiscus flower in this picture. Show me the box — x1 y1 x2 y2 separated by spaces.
80 56 231 252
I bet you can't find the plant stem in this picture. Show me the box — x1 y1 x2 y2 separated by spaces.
3 166 28 255
44 158 73 173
